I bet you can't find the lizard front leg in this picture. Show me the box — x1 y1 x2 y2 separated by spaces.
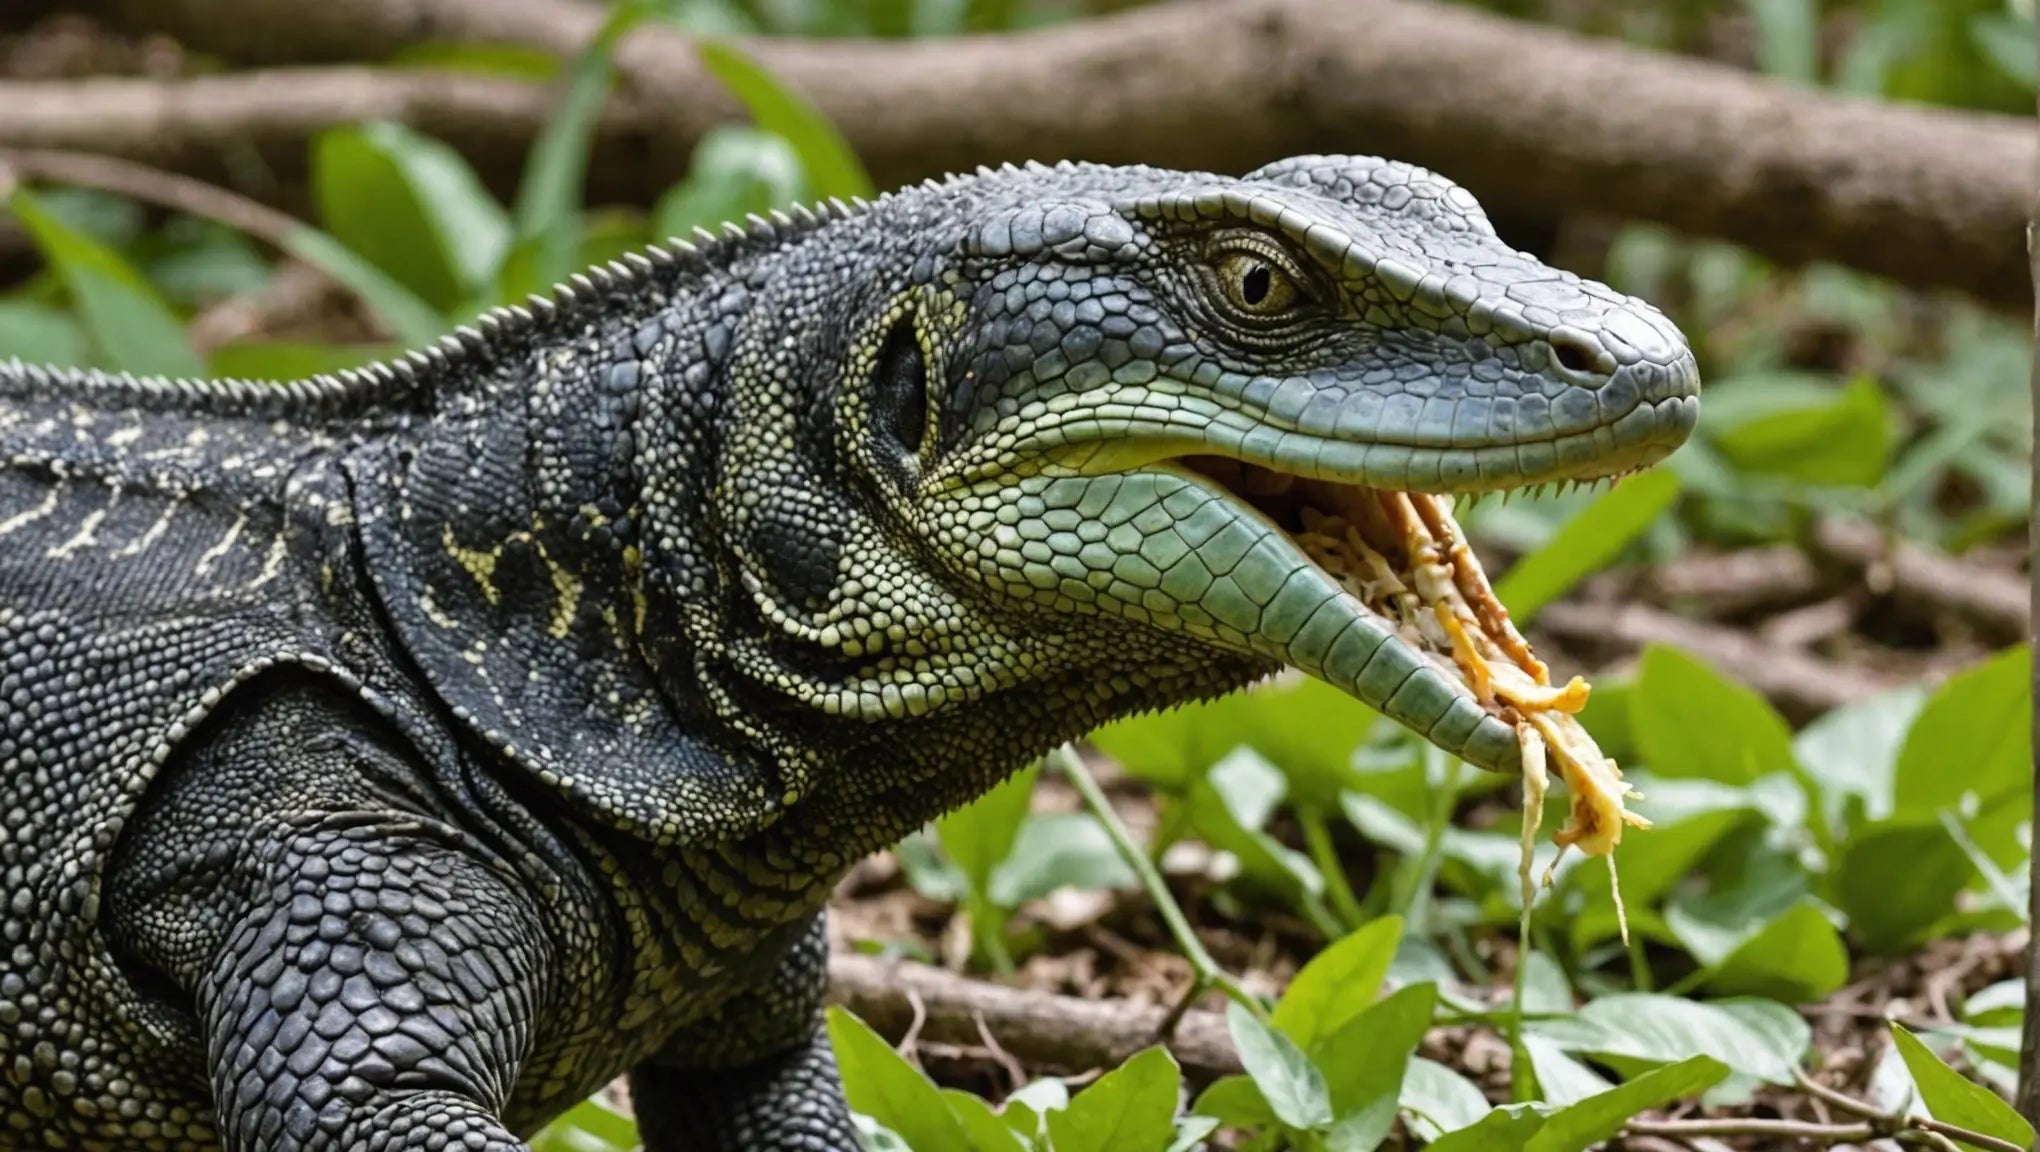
200 821 552 1151
630 914 858 1152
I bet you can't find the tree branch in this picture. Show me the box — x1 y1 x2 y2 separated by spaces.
826 952 1243 1083
12 0 2033 307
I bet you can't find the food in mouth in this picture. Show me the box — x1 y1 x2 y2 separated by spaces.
1187 457 1648 897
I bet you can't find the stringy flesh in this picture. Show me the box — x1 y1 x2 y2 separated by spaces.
1284 481 1650 933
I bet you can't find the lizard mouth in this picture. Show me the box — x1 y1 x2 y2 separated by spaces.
1174 454 1646 858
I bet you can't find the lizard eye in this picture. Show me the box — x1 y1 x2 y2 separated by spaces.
1214 249 1303 318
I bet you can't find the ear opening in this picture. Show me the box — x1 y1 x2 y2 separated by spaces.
869 310 931 463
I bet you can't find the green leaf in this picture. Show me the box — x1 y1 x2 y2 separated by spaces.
1971 11 2039 88
1494 469 1680 623
510 0 657 295
1711 375 1893 487
278 227 446 348
9 190 204 377
1793 682 1929 828
1631 644 1795 784
1891 1024 2037 1150
1045 1047 1180 1152
988 811 1137 905
942 1089 1029 1152
1231 677 1377 809
529 1097 640 1152
697 40 875 200
1399 1058 1491 1140
1526 1056 1730 1152
312 121 509 312
1312 982 1436 1150
1424 1105 1549 1152
1184 756 1326 908
1089 695 1249 788
1191 1074 1279 1129
1892 645 2031 821
1556 778 1758 952
1228 1000 1333 1130
937 762 1040 902
654 125 812 239
1163 1115 1221 1152
1535 995 1807 1085
0 300 89 366
1701 902 1849 1003
827 1006 971 1152
1523 1036 1613 1107
1270 917 1403 1052
1834 822 1978 954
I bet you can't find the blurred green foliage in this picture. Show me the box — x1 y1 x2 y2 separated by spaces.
1 0 2033 1148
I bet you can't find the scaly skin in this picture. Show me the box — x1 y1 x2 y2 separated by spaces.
0 155 1697 1149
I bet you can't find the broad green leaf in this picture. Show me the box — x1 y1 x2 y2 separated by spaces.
1163 1115 1221 1152
697 40 875 200
142 220 271 306
1399 1058 1491 1140
1526 1056 1730 1152
529 1098 639 1152
1793 682 1928 828
656 125 812 239
942 1088 1028 1152
1965 980 2026 1027
854 1115 916 1152
1701 902 1848 1002
210 342 395 381
1891 1024 2036 1150
827 1006 971 1152
1575 674 1640 766
1558 778 1758 951
1312 982 1435 1150
1191 1074 1279 1129
1711 375 1893 487
1045 1047 1180 1152
1834 822 1977 953
937 762 1040 901
1425 1105 1550 1152
312 122 508 312
0 300 88 366
988 811 1137 905
1494 468 1680 623
1168 750 1326 912
1970 11 2039 88
1232 676 1377 809
1535 995 1806 1085
1892 645 2031 821
1270 916 1403 1051
279 227 446 348
1089 694 1249 787
1631 644 1795 784
1228 1001 1332 1130
1523 1036 1613 1107
10 191 204 377
1663 835 1810 962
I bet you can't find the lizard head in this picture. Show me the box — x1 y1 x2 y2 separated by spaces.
712 156 1697 802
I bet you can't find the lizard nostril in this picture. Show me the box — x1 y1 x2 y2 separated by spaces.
1550 336 1598 375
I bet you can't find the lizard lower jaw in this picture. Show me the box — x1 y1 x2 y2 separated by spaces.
1170 454 1533 772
